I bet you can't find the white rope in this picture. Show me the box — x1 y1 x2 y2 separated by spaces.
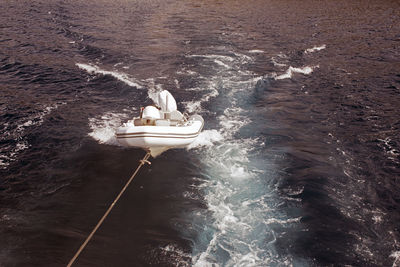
67 151 152 267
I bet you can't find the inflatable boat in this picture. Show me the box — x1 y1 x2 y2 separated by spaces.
116 90 204 153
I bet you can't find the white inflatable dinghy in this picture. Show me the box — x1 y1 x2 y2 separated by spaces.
116 90 204 154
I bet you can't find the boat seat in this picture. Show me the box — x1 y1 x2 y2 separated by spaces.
170 110 184 121
155 119 170 126
135 118 157 126
134 119 143 126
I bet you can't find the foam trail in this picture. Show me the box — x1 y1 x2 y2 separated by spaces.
275 66 316 80
305 44 326 54
76 63 143 88
271 57 287 67
248 49 264 53
184 50 306 266
188 54 235 69
183 84 219 113
213 59 231 69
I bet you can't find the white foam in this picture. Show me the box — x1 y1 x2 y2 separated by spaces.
274 66 316 80
183 100 202 114
305 44 326 54
183 85 219 113
0 103 65 169
213 59 231 69
215 107 252 138
16 103 62 132
174 79 180 89
76 63 143 88
159 244 191 266
14 141 29 152
0 156 9 167
176 69 198 76
189 54 235 62
229 164 254 179
184 87 205 92
186 51 302 266
232 52 253 62
88 112 132 146
218 113 250 134
390 251 400 267
187 130 223 149
188 54 235 69
265 217 302 225
369 209 385 224
248 49 264 53
271 57 287 67
161 244 190 257
378 137 400 156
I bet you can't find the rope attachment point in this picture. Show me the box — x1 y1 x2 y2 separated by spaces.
140 159 151 165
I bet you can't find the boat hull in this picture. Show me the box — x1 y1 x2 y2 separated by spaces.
115 116 203 149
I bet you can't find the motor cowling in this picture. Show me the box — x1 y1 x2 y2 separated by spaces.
142 106 162 119
158 90 177 112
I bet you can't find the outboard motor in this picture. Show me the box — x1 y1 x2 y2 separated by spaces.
158 90 177 114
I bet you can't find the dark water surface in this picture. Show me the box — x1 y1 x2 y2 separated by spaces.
1 0 400 266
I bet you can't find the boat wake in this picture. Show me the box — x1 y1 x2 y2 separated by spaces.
77 48 317 265
76 63 143 89
180 50 314 266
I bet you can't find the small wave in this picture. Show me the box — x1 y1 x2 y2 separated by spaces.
76 63 143 88
0 103 65 169
176 69 198 76
271 58 287 67
189 54 235 69
274 66 317 80
305 44 326 54
248 49 264 53
188 54 235 62
232 52 253 62
213 59 231 69
182 83 219 113
270 52 290 68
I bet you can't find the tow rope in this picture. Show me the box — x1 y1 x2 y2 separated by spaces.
67 151 152 267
